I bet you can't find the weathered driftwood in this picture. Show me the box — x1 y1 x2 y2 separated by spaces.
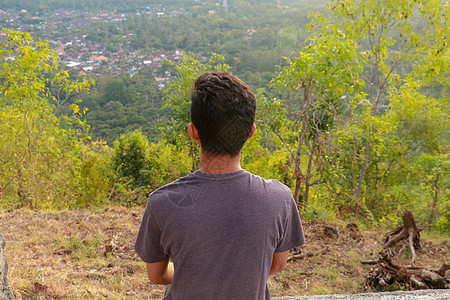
362 251 449 290
383 209 422 265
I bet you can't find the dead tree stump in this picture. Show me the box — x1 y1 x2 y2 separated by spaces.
383 210 422 265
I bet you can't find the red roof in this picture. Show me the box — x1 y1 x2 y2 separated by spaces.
89 55 108 61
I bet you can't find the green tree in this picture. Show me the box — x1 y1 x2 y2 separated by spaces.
273 13 363 210
382 79 449 229
0 30 92 209
81 72 164 145
101 77 130 105
78 140 113 207
414 153 449 231
111 129 151 188
146 141 192 189
328 0 449 220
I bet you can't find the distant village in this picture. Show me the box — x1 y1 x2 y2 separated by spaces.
0 5 219 88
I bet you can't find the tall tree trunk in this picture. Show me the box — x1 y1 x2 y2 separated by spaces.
293 79 312 206
354 85 382 218
303 134 318 211
355 139 370 218
17 168 30 208
427 172 440 232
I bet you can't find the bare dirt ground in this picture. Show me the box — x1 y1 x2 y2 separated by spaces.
0 207 448 299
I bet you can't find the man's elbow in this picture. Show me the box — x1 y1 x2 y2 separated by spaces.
148 277 162 284
269 262 287 275
146 260 172 285
270 251 289 275
148 275 165 285
275 263 287 272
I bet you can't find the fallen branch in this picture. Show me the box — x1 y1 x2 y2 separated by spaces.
362 250 449 290
435 262 450 277
361 260 380 265
288 247 329 262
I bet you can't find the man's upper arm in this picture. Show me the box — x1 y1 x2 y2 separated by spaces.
135 200 169 263
146 258 173 284
269 251 289 275
275 189 305 252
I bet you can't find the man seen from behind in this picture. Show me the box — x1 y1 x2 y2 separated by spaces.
135 72 305 299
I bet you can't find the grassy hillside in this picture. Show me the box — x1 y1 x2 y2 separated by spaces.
1 207 447 298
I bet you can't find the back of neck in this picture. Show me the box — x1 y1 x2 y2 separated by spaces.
197 151 242 174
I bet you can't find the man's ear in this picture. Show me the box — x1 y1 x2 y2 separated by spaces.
188 123 201 145
248 124 256 139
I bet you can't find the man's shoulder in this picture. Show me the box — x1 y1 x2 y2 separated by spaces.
243 172 294 209
152 172 196 190
249 172 292 194
146 173 198 206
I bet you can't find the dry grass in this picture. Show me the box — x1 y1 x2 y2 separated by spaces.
0 207 448 299
1 207 165 299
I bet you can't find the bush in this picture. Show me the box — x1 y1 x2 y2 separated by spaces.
77 141 113 207
111 130 151 188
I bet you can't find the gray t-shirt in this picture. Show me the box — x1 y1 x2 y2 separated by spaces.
135 169 305 299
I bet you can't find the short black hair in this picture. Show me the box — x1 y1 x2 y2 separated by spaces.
190 72 256 156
